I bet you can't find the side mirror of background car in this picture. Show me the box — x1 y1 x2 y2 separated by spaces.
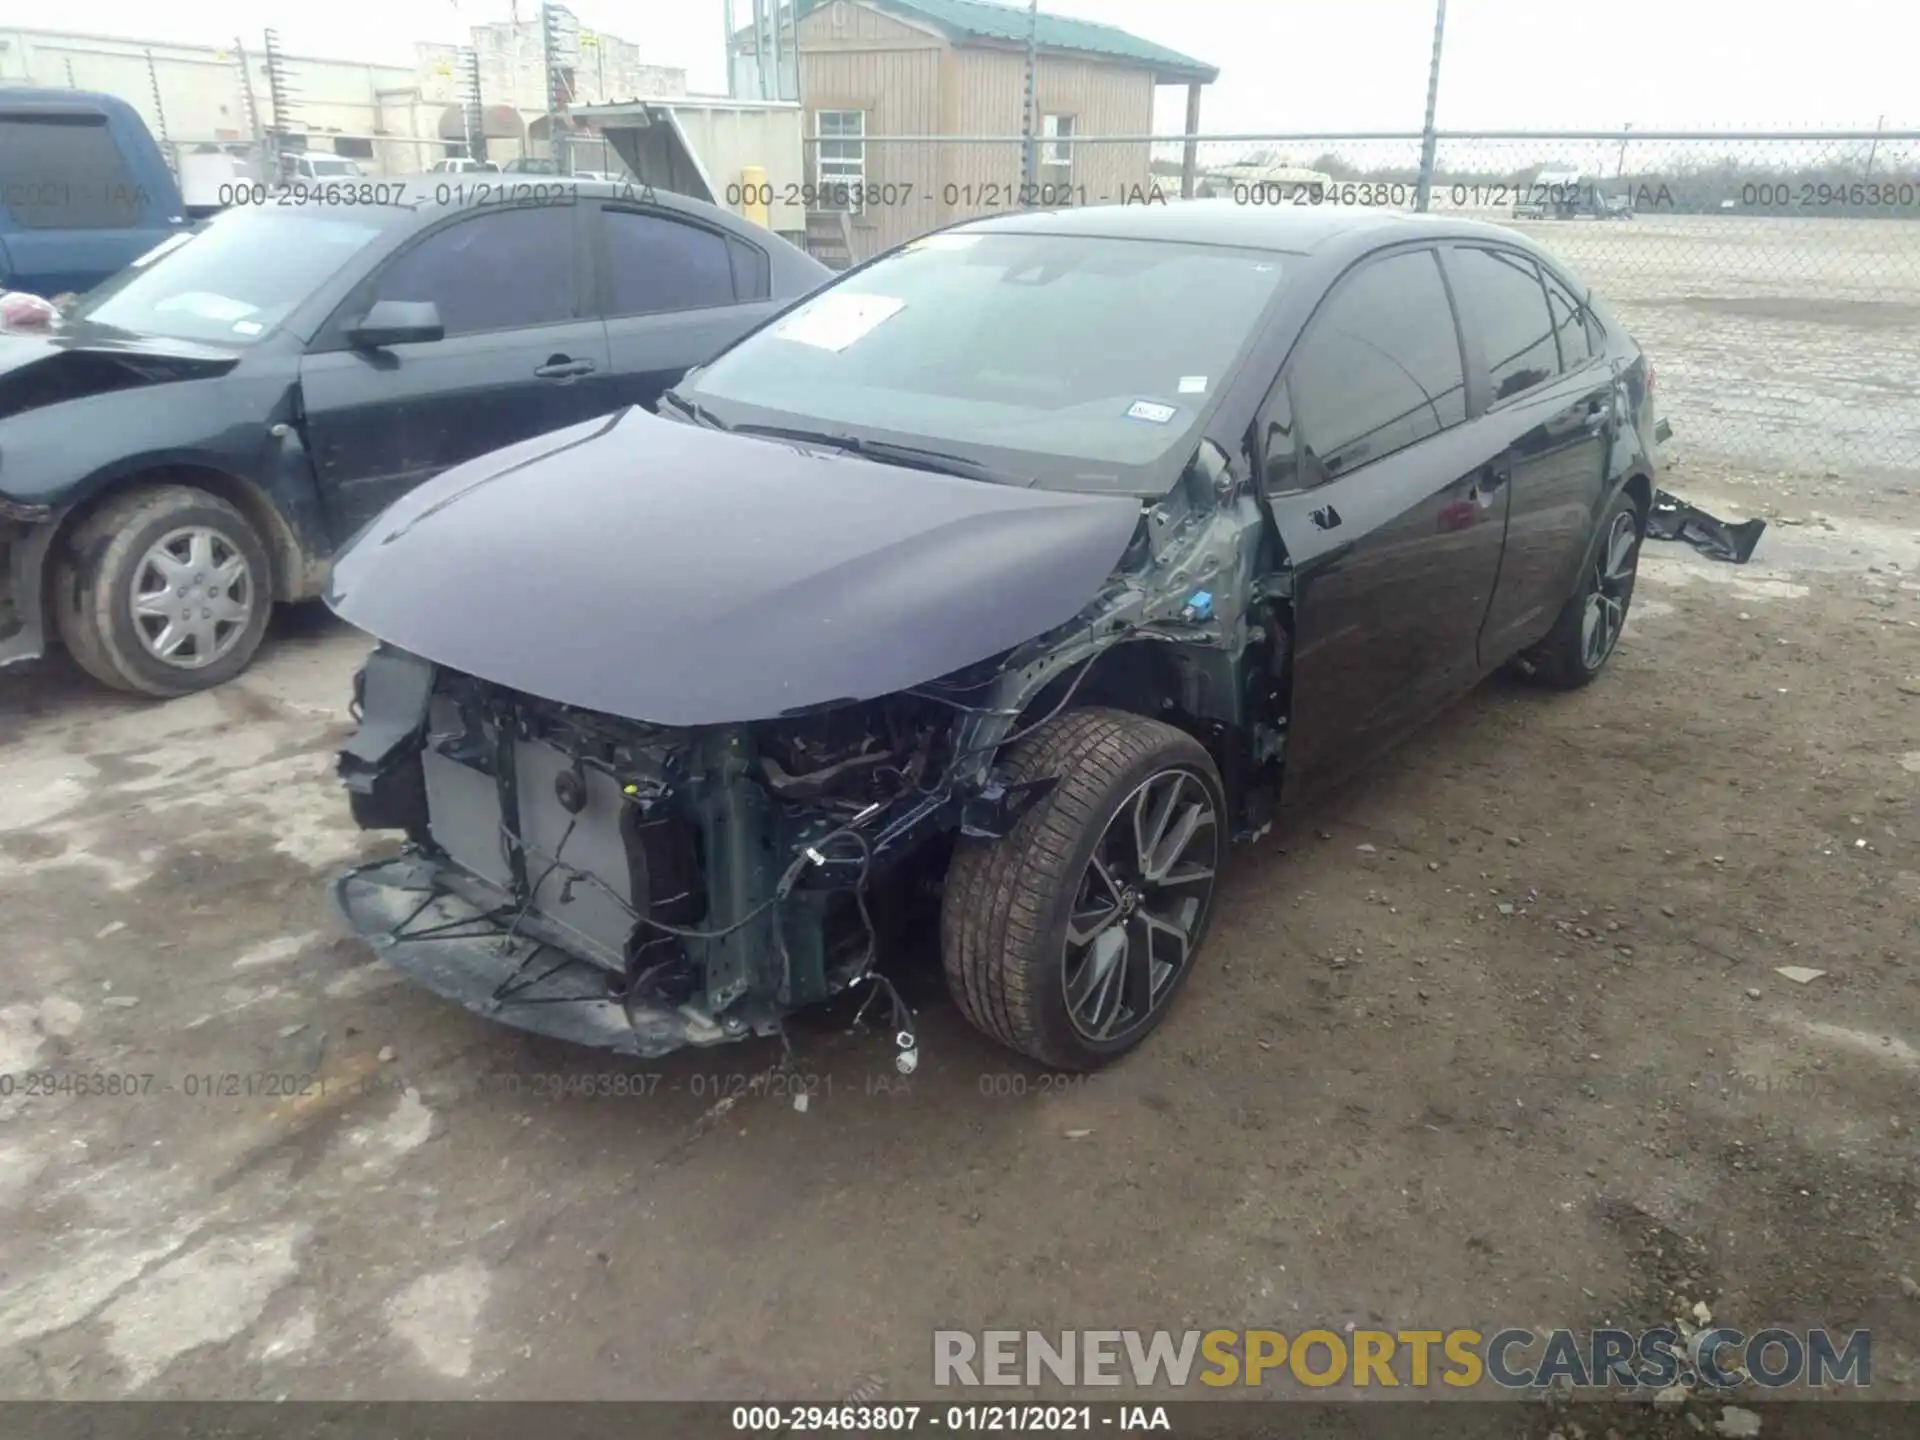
348 300 445 349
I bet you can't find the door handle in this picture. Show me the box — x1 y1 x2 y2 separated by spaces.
534 356 596 380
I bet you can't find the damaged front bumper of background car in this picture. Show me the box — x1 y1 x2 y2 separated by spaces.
327 408 1287 1063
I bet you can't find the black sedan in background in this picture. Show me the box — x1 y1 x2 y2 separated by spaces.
0 179 827 695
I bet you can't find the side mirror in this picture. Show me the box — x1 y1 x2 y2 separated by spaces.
347 299 444 349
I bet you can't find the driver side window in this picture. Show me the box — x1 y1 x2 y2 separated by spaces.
366 207 578 337
1256 248 1466 494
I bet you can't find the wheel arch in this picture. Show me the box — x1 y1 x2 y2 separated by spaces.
1621 469 1653 523
49 464 308 606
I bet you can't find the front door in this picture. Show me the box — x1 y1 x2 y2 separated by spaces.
298 202 610 545
1257 246 1509 796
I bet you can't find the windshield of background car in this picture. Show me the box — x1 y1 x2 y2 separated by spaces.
682 231 1287 491
71 207 383 344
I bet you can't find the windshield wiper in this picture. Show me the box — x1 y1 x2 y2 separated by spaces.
729 423 1024 486
657 388 729 429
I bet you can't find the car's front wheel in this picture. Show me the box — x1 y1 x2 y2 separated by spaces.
941 708 1225 1069
1520 487 1643 689
54 484 273 697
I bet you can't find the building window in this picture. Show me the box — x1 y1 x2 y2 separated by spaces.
1036 112 1082 190
814 109 865 211
1041 114 1076 168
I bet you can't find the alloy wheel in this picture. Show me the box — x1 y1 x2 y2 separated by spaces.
130 526 256 669
1580 510 1639 671
1062 767 1220 1042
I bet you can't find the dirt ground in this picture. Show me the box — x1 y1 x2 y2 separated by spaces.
1 447 1916 1420
1514 215 1920 481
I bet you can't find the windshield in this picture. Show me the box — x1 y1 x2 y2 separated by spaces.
72 207 383 345
683 231 1287 491
304 157 362 176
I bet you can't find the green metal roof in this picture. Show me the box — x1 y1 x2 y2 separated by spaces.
800 0 1217 83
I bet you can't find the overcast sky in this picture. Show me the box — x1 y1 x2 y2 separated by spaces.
46 0 1919 135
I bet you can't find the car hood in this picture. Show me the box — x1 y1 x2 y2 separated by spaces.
326 407 1143 725
0 325 240 423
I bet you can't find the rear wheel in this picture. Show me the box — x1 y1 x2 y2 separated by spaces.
54 485 273 697
941 708 1224 1069
1519 488 1643 689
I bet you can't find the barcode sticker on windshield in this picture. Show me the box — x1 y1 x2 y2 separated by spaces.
774 293 905 352
1126 400 1178 424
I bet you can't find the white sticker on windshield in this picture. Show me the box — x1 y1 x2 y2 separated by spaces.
1178 375 1208 394
773 293 905 352
1126 400 1178 425
154 292 257 323
232 320 265 335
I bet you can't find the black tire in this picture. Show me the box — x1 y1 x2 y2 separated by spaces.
53 485 273 697
941 707 1226 1069
1519 487 1644 690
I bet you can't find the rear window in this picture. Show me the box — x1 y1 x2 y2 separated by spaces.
0 112 147 230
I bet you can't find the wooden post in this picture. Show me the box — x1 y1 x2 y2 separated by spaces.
1180 82 1202 200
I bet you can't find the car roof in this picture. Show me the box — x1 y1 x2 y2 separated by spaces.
0 85 146 124
951 199 1540 257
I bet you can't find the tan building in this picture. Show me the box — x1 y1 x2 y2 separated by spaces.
733 0 1215 261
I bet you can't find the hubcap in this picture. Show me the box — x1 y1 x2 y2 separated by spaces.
1580 510 1639 671
1062 767 1220 1043
130 526 254 669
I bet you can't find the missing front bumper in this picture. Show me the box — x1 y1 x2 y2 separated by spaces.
331 854 768 1059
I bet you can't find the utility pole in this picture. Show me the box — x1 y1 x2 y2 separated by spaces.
1414 0 1446 212
234 37 263 148
1020 0 1039 196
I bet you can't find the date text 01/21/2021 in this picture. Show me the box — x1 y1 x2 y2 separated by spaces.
731 1405 1173 1432
720 181 1164 210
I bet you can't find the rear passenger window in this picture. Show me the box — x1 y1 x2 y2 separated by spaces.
1543 271 1594 370
1449 247 1557 401
727 235 771 301
598 208 737 316
0 113 144 230
1287 248 1465 478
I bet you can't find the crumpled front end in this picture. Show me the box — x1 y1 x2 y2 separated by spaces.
332 643 974 1060
0 499 58 668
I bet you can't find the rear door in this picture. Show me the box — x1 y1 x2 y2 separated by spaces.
1258 245 1509 795
1440 244 1615 662
298 201 611 544
587 200 786 414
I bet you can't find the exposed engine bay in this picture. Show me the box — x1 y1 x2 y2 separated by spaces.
330 438 1292 1063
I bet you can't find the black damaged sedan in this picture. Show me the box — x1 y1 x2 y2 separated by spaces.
331 203 1661 1070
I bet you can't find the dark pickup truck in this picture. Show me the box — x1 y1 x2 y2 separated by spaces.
0 87 189 299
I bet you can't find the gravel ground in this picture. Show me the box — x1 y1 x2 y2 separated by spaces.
1 461 1916 1422
1510 214 1920 483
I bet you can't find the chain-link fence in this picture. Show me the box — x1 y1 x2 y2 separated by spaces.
802 129 1920 479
